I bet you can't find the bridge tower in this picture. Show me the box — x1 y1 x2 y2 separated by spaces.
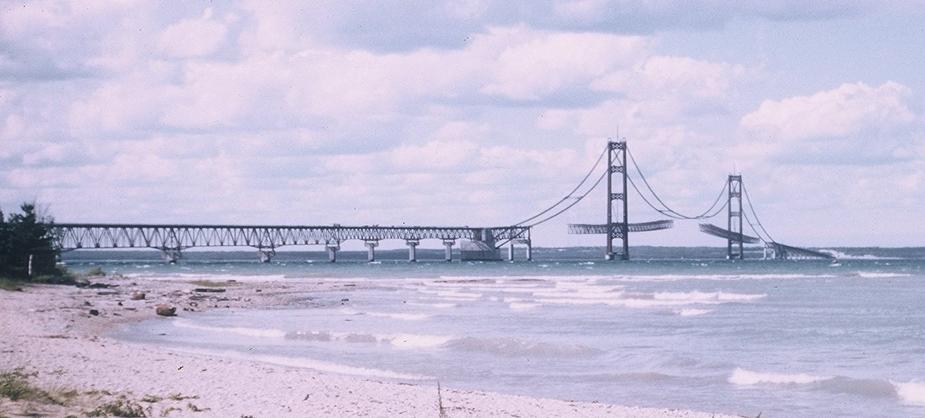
727 174 744 260
606 141 629 261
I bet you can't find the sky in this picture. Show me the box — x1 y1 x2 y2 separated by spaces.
1 1 924 249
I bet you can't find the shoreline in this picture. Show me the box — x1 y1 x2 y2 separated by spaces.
0 275 738 417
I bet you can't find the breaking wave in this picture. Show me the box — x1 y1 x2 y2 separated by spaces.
172 319 286 338
444 336 601 358
855 271 912 279
729 368 925 405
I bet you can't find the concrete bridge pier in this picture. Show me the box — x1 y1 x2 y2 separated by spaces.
407 240 419 262
508 243 515 261
257 248 276 263
326 244 339 262
365 240 378 262
160 248 182 264
525 240 533 261
443 240 455 262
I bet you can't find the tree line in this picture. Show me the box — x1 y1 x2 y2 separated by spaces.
0 202 63 280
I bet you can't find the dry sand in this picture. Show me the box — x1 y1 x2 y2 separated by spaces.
0 275 740 417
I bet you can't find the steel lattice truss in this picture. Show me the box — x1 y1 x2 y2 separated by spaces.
51 224 531 250
568 220 674 238
698 223 760 244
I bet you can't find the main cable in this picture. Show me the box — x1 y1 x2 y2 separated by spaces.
514 147 607 226
741 208 770 244
626 148 728 219
741 182 775 243
526 170 608 227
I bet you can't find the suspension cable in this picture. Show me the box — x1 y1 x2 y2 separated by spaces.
741 208 770 244
626 148 728 219
526 170 608 227
514 147 608 226
741 182 775 243
627 175 686 219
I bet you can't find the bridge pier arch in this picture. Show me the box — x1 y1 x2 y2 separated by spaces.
365 240 378 262
406 240 419 262
257 247 276 263
443 240 455 262
326 244 339 262
160 248 182 264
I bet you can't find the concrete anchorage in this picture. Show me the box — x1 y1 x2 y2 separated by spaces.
365 240 378 262
443 240 455 262
406 240 419 262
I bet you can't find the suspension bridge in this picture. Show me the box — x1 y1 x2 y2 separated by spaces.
50 140 832 263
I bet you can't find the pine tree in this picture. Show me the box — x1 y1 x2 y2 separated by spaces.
4 203 60 279
0 209 8 277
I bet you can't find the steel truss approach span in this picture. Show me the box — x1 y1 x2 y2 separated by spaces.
51 223 531 263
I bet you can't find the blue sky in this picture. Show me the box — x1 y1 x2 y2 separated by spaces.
1 1 923 248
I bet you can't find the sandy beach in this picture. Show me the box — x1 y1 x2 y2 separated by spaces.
0 275 739 417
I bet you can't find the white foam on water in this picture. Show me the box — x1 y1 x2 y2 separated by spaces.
172 319 286 338
729 368 828 385
338 307 362 315
386 333 454 349
533 290 764 308
176 347 428 380
894 381 925 405
463 286 544 293
856 271 911 279
819 249 897 260
677 308 713 316
653 291 766 303
406 302 456 309
509 302 540 311
443 336 601 358
417 289 481 299
612 273 836 282
366 312 431 321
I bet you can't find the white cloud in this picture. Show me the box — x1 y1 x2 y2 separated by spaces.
741 81 916 141
480 27 647 100
158 8 228 58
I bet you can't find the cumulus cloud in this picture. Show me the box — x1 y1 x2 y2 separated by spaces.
741 81 916 141
157 8 228 58
739 82 921 165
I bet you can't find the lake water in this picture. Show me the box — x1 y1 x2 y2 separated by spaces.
66 247 925 417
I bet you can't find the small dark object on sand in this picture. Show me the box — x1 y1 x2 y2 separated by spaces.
194 288 226 293
156 304 177 317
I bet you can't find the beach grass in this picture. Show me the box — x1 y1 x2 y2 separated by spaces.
85 266 106 277
0 370 66 406
0 278 25 291
86 397 146 417
189 279 237 288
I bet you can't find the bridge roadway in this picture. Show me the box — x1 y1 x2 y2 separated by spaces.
51 223 532 263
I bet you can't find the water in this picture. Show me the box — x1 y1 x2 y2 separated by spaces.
67 247 925 417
